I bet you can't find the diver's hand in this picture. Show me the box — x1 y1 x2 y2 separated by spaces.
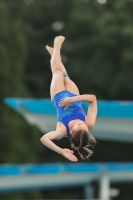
58 97 72 110
60 148 78 162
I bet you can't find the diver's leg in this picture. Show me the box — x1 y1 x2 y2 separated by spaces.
49 36 65 99
46 45 67 73
50 70 65 100
50 36 65 73
46 43 80 96
64 76 80 95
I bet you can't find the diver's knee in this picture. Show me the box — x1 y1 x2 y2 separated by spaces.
52 68 63 76
52 64 63 74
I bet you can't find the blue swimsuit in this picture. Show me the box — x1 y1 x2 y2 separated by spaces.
51 90 86 137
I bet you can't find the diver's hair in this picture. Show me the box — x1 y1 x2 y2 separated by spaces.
70 129 96 160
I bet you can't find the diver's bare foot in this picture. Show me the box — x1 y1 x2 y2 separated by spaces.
45 45 53 56
54 36 65 48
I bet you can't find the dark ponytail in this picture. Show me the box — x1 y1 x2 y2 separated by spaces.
70 129 96 161
78 147 93 160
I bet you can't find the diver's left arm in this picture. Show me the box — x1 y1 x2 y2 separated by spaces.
84 95 97 130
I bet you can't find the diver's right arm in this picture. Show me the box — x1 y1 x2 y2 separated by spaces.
40 131 78 162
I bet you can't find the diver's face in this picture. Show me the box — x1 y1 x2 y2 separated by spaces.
73 120 89 132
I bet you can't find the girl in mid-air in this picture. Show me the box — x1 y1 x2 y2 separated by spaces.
40 36 97 162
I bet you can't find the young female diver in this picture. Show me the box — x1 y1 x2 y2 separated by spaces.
40 36 97 162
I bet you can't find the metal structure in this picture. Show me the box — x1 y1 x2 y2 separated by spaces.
1 162 133 199
4 98 133 142
3 98 133 199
